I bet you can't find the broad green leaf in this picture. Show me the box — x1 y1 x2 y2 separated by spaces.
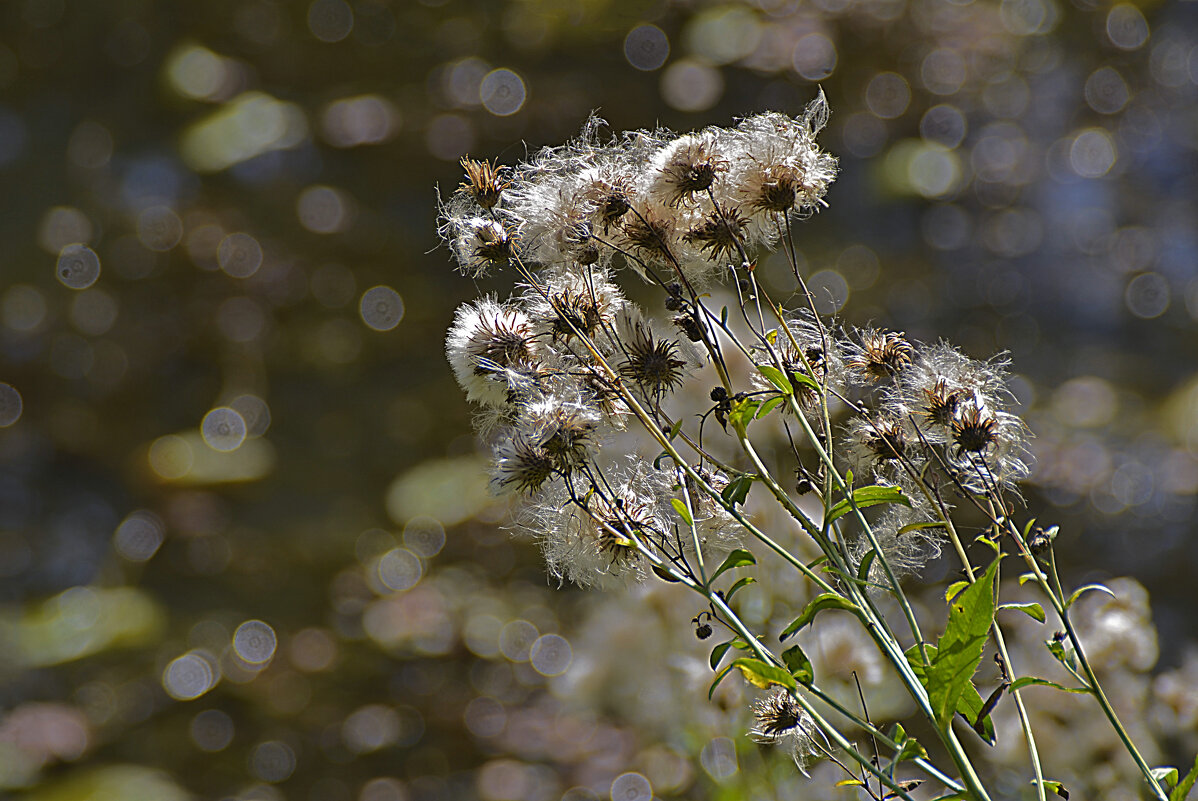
926 557 999 729
894 735 928 763
726 575 756 600
727 397 761 432
711 548 755 582
998 602 1046 623
825 484 910 525
1009 676 1090 694
721 474 754 506
670 498 693 527
1066 582 1116 609
709 640 734 671
945 581 969 603
905 643 996 744
780 593 857 641
1169 753 1198 801
755 396 784 419
731 657 795 690
757 365 792 395
789 370 820 393
781 644 813 685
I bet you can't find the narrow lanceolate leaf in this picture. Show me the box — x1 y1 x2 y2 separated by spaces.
1065 582 1116 609
650 564 681 583
1169 753 1198 801
670 498 694 527
731 657 795 690
709 664 735 699
1037 779 1070 799
824 484 910 525
781 644 813 685
757 364 793 395
726 575 756 600
755 396 785 419
1009 676 1091 694
789 370 820 394
998 601 1046 623
780 593 858 641
711 548 755 582
926 558 1000 730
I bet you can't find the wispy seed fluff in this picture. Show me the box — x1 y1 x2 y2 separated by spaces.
446 297 542 408
437 93 837 287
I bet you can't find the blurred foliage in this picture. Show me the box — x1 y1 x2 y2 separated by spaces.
1 0 1197 799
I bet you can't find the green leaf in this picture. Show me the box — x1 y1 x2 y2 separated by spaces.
835 779 866 788
757 365 792 395
789 370 820 393
945 581 969 603
1066 582 1116 609
1154 767 1180 790
731 657 795 690
905 644 996 745
1169 753 1198 801
711 548 755 582
1045 638 1078 672
670 498 694 527
927 558 999 729
857 549 877 583
894 735 928 763
721 474 754 507
825 484 910 525
709 664 735 699
650 564 680 583
709 640 734 671
755 396 784 419
727 397 761 432
780 593 858 641
998 602 1046 623
720 306 729 325
726 575 756 600
1018 571 1041 586
667 418 684 441
1037 779 1070 799
781 644 813 685
1009 676 1091 694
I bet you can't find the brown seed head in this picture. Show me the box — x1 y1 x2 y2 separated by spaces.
952 405 999 453
850 330 914 381
685 203 748 263
459 157 506 209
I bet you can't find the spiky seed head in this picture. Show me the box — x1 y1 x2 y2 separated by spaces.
619 322 688 398
654 134 728 207
921 378 962 427
492 436 555 495
952 404 999 454
850 330 914 381
864 418 907 461
459 157 506 209
620 211 674 258
685 203 749 263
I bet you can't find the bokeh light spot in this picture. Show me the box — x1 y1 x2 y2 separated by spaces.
610 773 651 801
343 705 400 753
201 407 247 452
137 205 184 252
920 104 967 148
1085 67 1131 114
1125 272 1170 319
163 651 218 700
217 232 264 278
808 269 849 313
190 709 234 752
791 33 837 81
375 548 422 593
498 619 538 662
113 510 165 562
297 185 353 233
40 206 93 253
529 634 571 676
251 740 296 782
322 94 400 147
402 516 445 558
360 286 404 331
866 72 911 119
3 284 47 331
233 619 278 665
0 383 23 427
624 24 669 71
308 0 354 43
56 244 101 289
1070 128 1117 178
700 737 738 779
660 60 723 112
480 69 526 117
149 434 194 480
1106 4 1149 50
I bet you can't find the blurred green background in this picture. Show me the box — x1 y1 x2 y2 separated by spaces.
2 0 1197 799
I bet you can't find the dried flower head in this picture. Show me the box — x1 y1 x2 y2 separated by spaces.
459 157 506 209
685 203 749 264
749 688 822 774
446 298 542 407
491 434 556 495
649 133 728 207
951 403 999 454
618 318 690 401
848 329 914 382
